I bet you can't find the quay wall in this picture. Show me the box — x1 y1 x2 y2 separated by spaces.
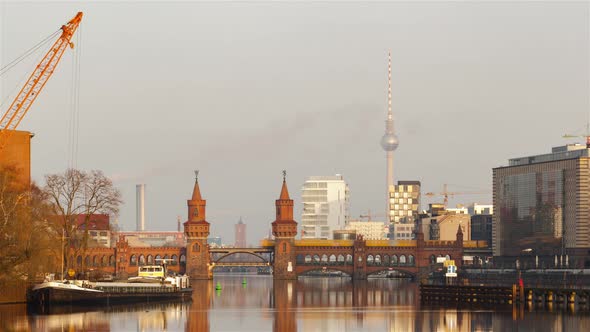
0 280 28 304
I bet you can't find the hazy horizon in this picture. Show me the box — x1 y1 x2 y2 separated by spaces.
1 1 588 245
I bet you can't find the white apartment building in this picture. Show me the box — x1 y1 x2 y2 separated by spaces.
301 175 350 239
467 203 493 215
345 220 388 240
445 207 469 215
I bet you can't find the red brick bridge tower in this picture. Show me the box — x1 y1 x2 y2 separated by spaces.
272 171 298 280
184 171 211 280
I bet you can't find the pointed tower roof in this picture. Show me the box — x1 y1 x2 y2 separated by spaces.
280 180 290 200
191 170 202 200
279 170 290 199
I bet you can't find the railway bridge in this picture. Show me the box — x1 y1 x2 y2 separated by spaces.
184 173 465 280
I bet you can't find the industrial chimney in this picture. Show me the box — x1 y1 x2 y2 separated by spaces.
136 184 145 231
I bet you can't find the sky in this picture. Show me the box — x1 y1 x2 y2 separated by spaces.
1 1 588 245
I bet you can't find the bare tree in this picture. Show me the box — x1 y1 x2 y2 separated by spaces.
44 169 122 273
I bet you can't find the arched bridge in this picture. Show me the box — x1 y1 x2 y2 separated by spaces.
209 247 273 267
199 236 470 280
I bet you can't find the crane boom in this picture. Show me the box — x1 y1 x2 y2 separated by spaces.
0 12 83 151
424 184 489 208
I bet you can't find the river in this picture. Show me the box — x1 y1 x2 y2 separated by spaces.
1 275 589 331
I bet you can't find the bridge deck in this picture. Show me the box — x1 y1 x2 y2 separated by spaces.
214 262 270 267
210 247 273 253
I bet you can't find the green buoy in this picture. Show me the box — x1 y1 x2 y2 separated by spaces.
242 277 247 285
215 282 222 290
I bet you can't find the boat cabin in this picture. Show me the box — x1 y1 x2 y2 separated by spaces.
138 265 165 278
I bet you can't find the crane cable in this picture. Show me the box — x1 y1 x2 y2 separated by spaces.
0 29 60 77
0 30 61 111
67 23 82 170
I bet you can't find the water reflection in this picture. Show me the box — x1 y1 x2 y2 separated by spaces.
4 276 590 331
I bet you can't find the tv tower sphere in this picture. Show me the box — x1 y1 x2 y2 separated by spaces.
381 132 399 151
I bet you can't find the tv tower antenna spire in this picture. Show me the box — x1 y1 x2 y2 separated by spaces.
380 50 399 223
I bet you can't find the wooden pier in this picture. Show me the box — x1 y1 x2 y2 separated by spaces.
420 283 590 307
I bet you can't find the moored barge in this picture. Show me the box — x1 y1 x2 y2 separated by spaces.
28 276 191 309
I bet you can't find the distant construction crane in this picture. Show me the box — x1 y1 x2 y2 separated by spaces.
563 123 590 148
0 12 83 151
424 184 489 209
359 210 386 221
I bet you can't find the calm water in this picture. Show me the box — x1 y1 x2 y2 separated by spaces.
2 275 590 331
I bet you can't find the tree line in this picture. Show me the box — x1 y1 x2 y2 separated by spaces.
0 167 121 283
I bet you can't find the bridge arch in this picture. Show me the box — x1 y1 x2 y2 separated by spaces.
213 251 269 263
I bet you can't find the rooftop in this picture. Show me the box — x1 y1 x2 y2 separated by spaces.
507 144 589 167
305 175 345 182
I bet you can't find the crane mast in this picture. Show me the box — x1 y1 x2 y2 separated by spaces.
0 12 83 151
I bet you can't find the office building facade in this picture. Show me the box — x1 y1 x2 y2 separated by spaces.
389 181 421 223
388 181 420 240
301 175 350 239
493 144 590 258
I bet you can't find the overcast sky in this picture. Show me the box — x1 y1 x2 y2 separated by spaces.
1 1 588 245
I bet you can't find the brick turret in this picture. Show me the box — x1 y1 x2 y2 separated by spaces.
184 171 211 279
272 173 298 279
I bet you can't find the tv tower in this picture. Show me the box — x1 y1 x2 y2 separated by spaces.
380 51 399 221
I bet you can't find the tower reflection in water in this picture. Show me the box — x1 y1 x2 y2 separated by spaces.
187 280 213 331
15 276 590 331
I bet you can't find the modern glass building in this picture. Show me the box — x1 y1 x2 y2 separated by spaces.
493 144 590 258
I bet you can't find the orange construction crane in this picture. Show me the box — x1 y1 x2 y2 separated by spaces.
0 12 83 151
424 184 489 209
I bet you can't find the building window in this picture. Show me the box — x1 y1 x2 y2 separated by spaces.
193 243 200 252
282 242 287 253
400 255 407 265
180 254 186 266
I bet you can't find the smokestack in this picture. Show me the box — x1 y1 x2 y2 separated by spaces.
136 184 145 231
